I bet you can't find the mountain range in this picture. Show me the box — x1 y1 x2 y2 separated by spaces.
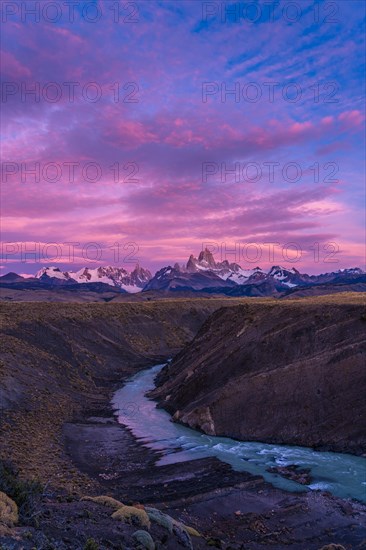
0 248 365 297
36 265 152 293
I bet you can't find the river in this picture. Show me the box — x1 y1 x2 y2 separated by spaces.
112 364 366 503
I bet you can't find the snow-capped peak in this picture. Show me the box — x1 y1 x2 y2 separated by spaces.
35 264 152 292
36 266 74 281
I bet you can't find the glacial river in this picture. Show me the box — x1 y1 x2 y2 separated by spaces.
112 364 366 503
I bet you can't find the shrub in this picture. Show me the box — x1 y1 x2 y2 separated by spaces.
145 507 173 533
0 461 43 523
146 506 201 538
0 491 18 526
81 495 124 510
184 525 201 537
172 517 201 537
112 505 150 529
84 539 99 550
132 530 155 550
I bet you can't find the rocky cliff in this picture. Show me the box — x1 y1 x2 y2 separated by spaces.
150 293 366 455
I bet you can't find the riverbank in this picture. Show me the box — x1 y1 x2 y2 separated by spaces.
10 372 363 550
26 384 366 549
113 365 366 503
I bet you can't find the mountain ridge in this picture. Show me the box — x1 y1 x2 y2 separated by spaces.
1 248 365 295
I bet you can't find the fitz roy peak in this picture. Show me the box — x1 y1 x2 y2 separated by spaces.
143 248 365 293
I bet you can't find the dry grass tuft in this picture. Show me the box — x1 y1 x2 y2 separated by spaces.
112 505 150 529
81 495 124 510
0 491 18 526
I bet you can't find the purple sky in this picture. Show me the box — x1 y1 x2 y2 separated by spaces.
1 0 365 275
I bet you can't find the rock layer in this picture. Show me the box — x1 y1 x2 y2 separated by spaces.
150 294 366 454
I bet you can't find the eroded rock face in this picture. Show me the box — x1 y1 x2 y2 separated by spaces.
150 294 366 454
176 406 216 435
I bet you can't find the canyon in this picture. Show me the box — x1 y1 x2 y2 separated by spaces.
0 294 365 548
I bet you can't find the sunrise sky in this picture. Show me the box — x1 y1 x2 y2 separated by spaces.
1 0 365 275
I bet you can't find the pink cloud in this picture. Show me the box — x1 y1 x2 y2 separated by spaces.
103 116 159 148
1 1 364 275
338 110 365 129
1 50 31 78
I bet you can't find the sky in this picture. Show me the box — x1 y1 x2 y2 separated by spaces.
1 0 365 275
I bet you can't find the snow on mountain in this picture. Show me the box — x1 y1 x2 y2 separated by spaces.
267 266 299 279
335 267 365 275
186 248 260 283
145 249 271 291
19 253 366 295
36 266 76 281
144 249 366 292
35 265 152 292
226 266 264 284
265 265 304 287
